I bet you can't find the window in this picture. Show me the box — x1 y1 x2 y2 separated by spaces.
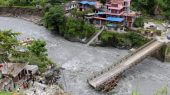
124 2 128 6
112 4 118 7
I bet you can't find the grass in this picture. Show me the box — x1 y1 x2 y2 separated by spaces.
131 86 168 95
0 91 12 95
166 46 170 55
0 91 24 95
144 16 166 24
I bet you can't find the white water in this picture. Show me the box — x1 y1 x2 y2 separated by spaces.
0 17 170 95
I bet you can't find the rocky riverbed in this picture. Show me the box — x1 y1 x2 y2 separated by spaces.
0 17 170 95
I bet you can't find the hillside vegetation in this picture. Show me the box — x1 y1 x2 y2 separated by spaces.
131 0 170 19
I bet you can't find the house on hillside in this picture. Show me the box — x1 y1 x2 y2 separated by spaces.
79 0 102 11
93 0 140 31
65 1 78 12
0 63 38 91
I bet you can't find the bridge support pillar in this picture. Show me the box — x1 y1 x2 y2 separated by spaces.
152 43 170 62
163 43 170 62
152 44 166 62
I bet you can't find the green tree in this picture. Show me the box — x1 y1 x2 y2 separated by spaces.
133 17 144 28
43 5 66 32
64 17 82 38
0 30 20 62
64 17 95 39
127 32 148 47
71 9 93 18
0 30 53 73
99 31 148 48
98 0 106 4
27 40 53 72
131 0 170 18
28 40 47 57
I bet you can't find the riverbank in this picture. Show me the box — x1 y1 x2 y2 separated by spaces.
0 17 170 95
0 16 128 95
0 7 43 24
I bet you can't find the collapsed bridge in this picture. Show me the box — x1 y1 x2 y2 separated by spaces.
88 39 165 92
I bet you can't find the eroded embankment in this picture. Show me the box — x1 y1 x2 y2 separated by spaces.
0 7 43 24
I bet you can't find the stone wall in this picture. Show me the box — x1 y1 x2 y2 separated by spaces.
151 42 170 62
164 43 170 62
0 7 44 24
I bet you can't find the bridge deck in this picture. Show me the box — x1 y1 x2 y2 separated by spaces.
86 27 104 46
88 40 164 88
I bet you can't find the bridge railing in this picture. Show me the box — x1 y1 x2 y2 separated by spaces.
99 40 164 88
85 26 104 44
88 39 157 81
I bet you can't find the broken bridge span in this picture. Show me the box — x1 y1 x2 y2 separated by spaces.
88 39 165 92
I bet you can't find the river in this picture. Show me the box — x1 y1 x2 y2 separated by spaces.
0 17 170 95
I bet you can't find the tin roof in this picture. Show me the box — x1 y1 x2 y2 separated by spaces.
1 63 27 77
80 1 96 5
106 17 124 22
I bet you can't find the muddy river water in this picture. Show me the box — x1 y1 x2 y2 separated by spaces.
0 17 170 95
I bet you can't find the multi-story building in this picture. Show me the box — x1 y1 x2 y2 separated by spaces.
93 0 139 29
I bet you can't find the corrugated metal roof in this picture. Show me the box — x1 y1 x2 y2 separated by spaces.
1 63 27 77
106 17 124 22
80 1 96 5
97 12 105 15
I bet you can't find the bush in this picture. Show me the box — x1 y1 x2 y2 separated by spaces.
63 17 95 39
127 32 148 47
43 5 65 32
71 9 93 18
0 30 54 73
99 31 149 48
27 40 53 72
100 31 131 48
133 17 144 28
28 40 47 57
43 6 96 40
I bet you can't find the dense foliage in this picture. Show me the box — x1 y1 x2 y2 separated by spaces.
71 9 93 18
133 16 144 28
0 30 20 62
43 5 65 32
0 0 69 7
132 0 170 19
98 0 106 4
100 31 149 48
0 0 35 6
63 18 95 39
26 40 53 72
44 6 96 40
0 30 53 72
